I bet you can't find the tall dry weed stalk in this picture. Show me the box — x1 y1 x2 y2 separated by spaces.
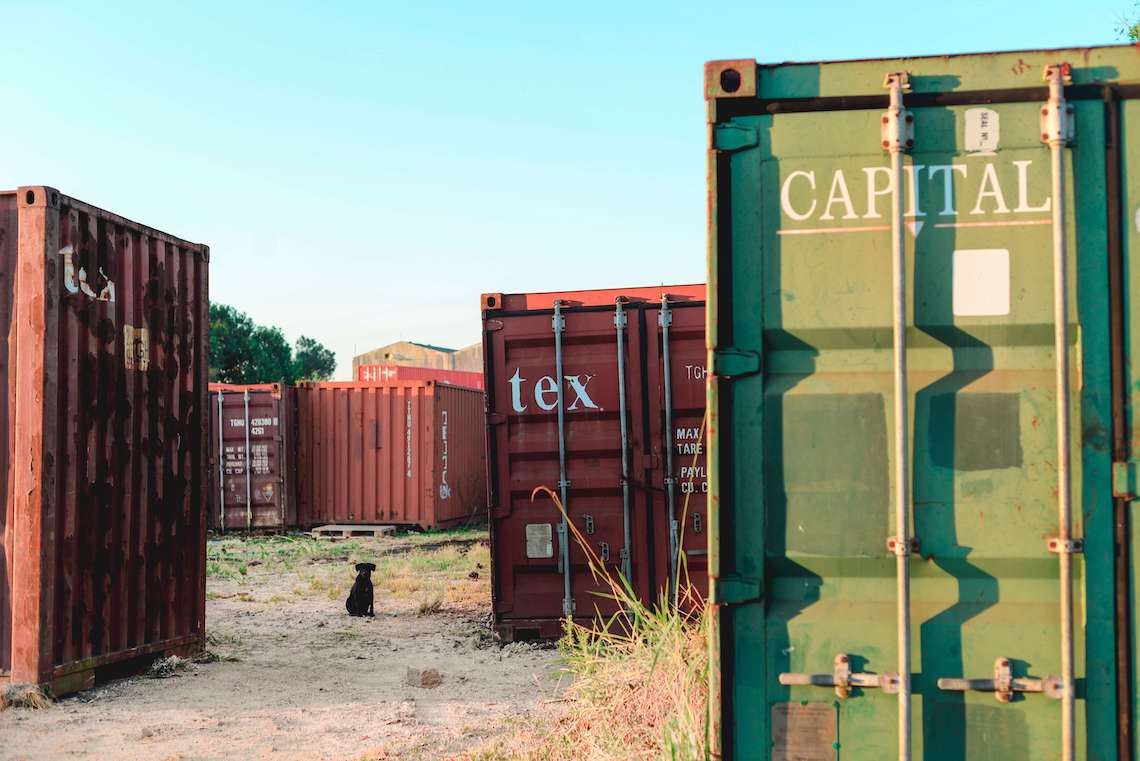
465 415 711 761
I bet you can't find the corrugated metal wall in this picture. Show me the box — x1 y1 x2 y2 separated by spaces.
295 381 485 529
5 187 208 693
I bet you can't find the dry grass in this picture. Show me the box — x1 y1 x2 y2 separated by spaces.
207 529 490 615
0 685 52 711
457 487 710 761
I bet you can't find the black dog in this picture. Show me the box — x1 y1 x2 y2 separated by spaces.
345 562 376 617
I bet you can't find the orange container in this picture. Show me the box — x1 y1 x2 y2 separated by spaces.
295 381 486 530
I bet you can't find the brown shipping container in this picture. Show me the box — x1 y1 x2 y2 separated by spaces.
0 186 209 694
482 284 707 641
295 381 486 530
208 383 296 532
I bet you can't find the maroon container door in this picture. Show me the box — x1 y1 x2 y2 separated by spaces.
8 187 208 692
647 299 709 606
486 300 655 631
213 389 288 531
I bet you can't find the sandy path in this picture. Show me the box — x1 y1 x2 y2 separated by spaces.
0 553 564 760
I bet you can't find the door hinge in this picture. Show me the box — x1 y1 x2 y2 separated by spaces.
484 319 504 332
487 412 507 426
713 575 762 605
713 124 758 153
712 347 761 380
1113 460 1138 499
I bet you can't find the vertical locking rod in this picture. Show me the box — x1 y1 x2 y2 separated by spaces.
883 71 913 761
1043 62 1076 761
553 301 574 617
660 296 679 604
217 390 226 532
614 298 634 582
243 389 253 532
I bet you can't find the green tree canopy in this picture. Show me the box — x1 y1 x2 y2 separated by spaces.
209 303 337 384
293 335 338 381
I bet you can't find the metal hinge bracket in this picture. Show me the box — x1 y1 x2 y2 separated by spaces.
1047 537 1084 555
712 347 761 380
713 575 762 606
881 72 913 153
1113 460 1138 499
886 536 920 556
1041 63 1075 146
713 124 759 153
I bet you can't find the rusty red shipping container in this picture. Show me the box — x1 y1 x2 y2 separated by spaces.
482 284 707 641
0 186 209 694
295 381 486 530
356 363 485 390
208 383 296 532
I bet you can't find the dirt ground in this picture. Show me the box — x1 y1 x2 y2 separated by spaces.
0 531 565 761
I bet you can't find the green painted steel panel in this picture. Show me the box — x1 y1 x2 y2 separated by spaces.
706 45 1139 761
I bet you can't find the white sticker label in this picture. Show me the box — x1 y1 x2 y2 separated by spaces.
1134 206 1140 233
525 524 554 559
953 249 1010 316
964 108 1000 155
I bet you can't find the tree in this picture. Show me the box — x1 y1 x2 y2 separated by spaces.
250 325 295 383
1121 4 1139 41
209 302 337 384
293 335 337 381
209 303 257 383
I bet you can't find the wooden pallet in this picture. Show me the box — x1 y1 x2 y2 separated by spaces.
310 524 396 539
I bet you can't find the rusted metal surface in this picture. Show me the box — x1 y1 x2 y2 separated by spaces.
208 383 295 532
482 283 706 640
295 381 486 530
1 187 208 694
356 364 485 390
0 194 15 678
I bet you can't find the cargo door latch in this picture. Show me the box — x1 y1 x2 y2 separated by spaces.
779 653 900 699
937 657 1064 702
712 348 761 380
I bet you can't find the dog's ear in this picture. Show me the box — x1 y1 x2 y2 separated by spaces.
366 562 377 572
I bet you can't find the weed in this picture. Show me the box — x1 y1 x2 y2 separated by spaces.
416 593 444 616
0 685 52 711
463 479 709 761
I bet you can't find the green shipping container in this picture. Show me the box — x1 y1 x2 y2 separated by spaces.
705 45 1140 761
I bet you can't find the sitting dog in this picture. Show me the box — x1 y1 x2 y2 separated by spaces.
345 562 376 617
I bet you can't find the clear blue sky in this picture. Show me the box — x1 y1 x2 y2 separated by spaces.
0 1 1132 378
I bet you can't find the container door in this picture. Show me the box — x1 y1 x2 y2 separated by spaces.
646 298 709 608
1123 95 1140 761
217 391 286 531
486 302 654 637
708 59 1119 760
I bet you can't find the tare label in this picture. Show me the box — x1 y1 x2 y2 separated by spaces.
675 427 703 456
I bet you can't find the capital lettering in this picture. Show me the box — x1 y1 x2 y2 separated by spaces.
780 170 817 221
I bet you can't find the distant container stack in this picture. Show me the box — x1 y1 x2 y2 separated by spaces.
295 381 486 530
208 383 296 532
356 363 485 390
481 284 707 641
0 187 209 695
